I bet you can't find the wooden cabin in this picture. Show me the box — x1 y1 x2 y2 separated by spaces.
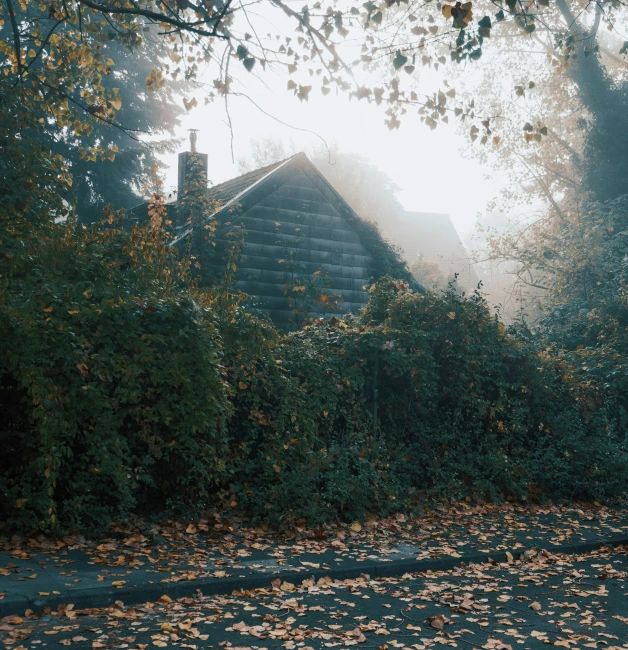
169 150 415 327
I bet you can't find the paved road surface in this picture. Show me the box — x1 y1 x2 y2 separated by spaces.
2 547 627 650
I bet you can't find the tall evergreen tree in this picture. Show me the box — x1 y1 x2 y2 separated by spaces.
45 37 184 221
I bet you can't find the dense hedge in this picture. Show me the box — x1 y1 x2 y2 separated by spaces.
227 278 627 526
0 223 228 531
1 224 627 533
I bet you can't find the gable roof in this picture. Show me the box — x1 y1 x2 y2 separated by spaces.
169 155 296 246
209 158 290 206
170 154 418 288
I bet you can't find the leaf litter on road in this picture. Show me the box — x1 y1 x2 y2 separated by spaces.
2 502 628 589
2 545 628 650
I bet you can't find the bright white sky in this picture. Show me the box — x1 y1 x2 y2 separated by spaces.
161 64 510 241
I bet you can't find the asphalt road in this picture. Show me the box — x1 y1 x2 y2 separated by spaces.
2 547 627 650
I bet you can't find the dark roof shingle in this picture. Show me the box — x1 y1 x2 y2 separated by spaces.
208 158 290 206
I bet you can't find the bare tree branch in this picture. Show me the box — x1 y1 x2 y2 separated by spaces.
78 0 231 38
6 0 24 84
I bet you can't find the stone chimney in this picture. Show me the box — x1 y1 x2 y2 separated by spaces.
176 129 208 229
177 129 208 199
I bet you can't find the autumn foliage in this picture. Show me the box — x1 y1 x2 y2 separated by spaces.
2 211 625 534
0 222 228 531
227 277 627 526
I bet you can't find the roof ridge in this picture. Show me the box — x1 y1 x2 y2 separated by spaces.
208 154 298 196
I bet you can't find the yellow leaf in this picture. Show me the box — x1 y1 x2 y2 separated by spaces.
111 581 126 587
238 381 248 390
350 522 362 532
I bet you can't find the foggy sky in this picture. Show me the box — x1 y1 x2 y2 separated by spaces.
161 66 511 240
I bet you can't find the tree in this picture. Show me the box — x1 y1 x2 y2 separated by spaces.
52 39 184 222
411 256 447 292
0 84 70 242
436 1 628 321
456 3 628 215
4 0 628 161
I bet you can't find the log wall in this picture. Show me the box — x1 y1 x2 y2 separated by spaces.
211 161 375 326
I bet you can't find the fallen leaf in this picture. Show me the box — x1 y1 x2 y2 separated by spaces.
428 614 450 630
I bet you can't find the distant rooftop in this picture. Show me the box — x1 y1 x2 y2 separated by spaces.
387 210 479 290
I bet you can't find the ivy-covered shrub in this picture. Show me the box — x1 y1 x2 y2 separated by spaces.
536 197 628 430
2 221 626 534
0 222 228 532
225 278 628 526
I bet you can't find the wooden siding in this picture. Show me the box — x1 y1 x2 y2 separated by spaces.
210 160 375 327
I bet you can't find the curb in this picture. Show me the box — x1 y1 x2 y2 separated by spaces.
2 535 627 618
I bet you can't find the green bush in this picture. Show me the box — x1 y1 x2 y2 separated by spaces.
225 278 627 526
2 220 626 534
0 222 228 532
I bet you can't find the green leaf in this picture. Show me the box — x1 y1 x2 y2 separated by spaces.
393 50 408 69
236 45 249 60
495 9 505 21
243 57 256 72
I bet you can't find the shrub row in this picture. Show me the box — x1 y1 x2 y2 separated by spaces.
0 224 227 531
228 278 627 526
1 226 626 533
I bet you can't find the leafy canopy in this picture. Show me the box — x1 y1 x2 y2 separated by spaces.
2 0 625 152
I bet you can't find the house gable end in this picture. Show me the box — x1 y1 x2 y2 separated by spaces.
208 157 377 326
